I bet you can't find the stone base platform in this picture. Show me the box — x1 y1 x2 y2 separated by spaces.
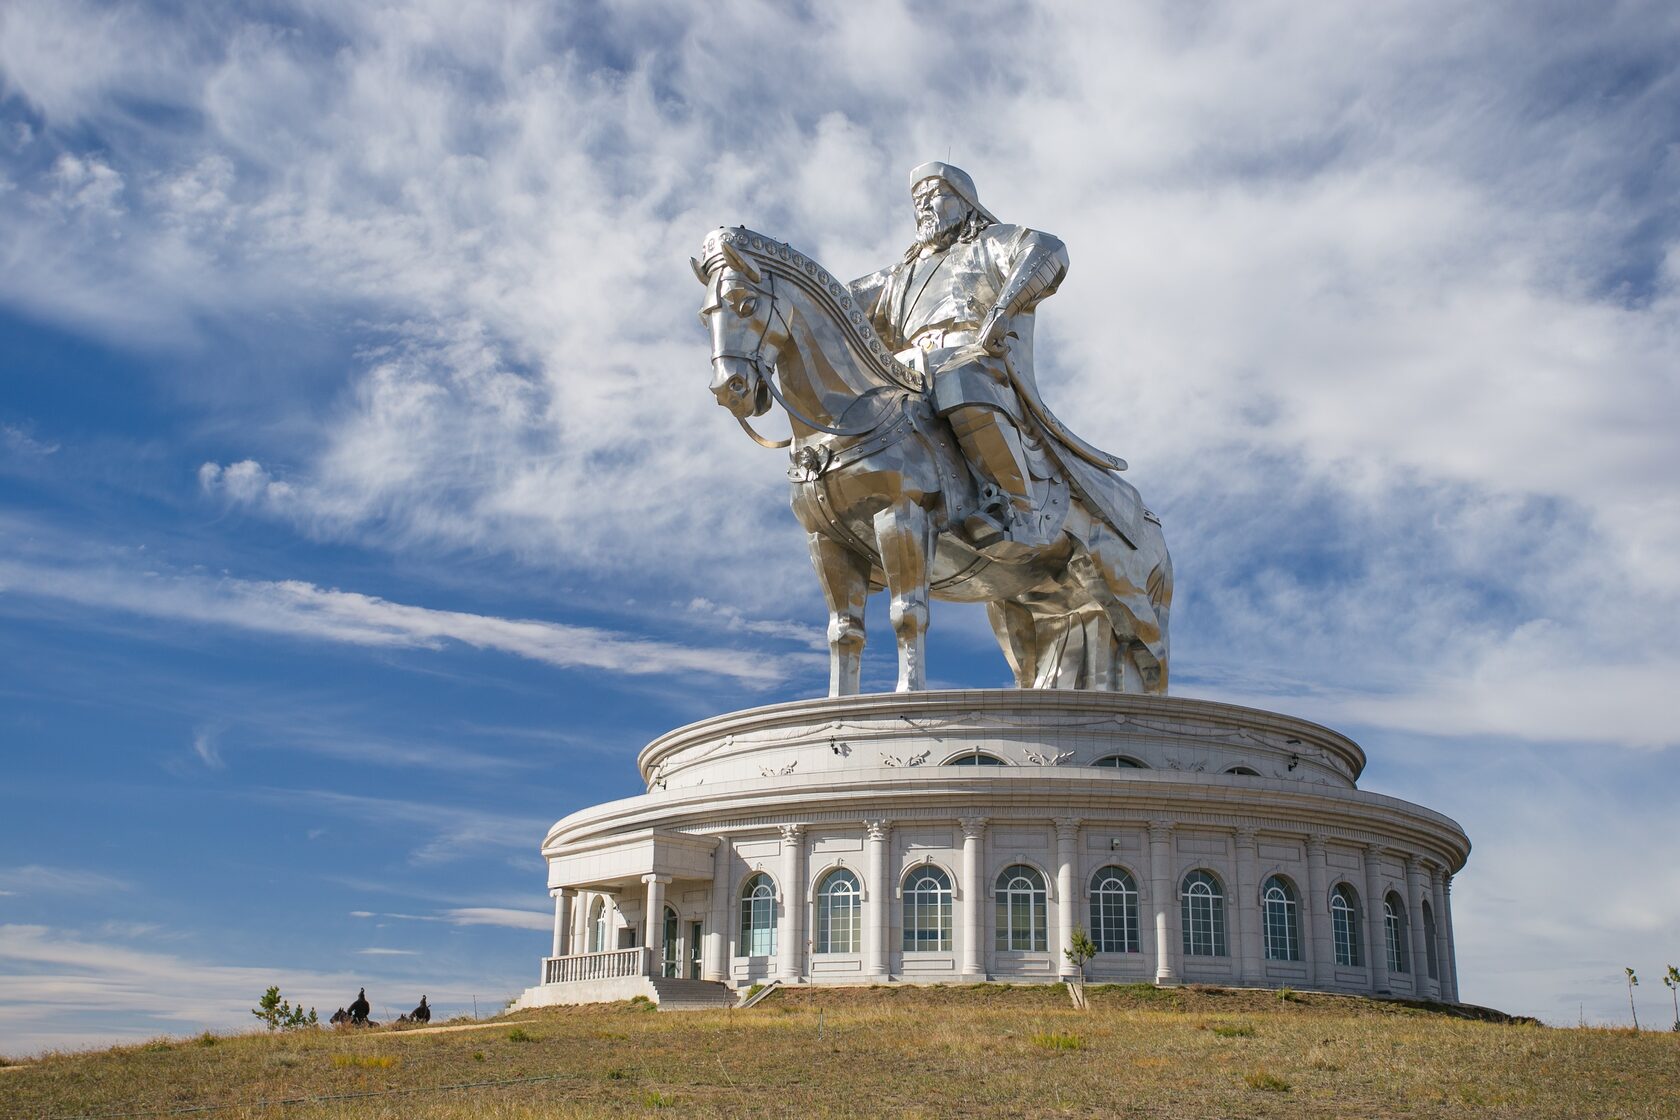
520 690 1468 1007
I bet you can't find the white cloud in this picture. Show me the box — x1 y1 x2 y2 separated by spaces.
190 724 225 770
0 923 504 1055
0 542 791 686
443 907 549 932
0 866 128 896
355 947 418 956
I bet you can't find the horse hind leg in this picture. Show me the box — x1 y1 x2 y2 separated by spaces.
807 532 871 697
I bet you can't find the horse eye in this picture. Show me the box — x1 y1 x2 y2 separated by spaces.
737 298 757 317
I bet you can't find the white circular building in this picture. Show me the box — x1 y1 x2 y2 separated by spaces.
516 688 1466 1010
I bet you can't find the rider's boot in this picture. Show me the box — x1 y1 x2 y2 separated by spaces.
948 406 1035 550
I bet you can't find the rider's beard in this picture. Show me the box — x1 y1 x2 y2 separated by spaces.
912 207 966 256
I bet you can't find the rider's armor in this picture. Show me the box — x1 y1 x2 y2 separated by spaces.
849 221 1070 546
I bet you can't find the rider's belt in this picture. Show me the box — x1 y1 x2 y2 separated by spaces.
908 327 978 352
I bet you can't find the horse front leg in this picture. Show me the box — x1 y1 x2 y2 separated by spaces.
807 532 871 697
873 499 933 692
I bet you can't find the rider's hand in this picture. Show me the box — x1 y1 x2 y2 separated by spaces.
979 308 1010 355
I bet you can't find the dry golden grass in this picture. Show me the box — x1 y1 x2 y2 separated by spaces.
2 984 1676 1119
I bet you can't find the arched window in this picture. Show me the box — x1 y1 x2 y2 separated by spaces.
1094 755 1147 768
1180 870 1227 957
1384 892 1409 974
588 897 608 953
951 752 1007 766
1090 866 1140 953
661 905 679 978
1262 875 1300 961
740 873 777 957
1225 766 1260 776
814 868 861 954
902 865 953 952
1331 884 1362 967
1422 901 1439 980
995 865 1048 951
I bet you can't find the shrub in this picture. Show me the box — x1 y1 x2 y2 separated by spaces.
507 1028 534 1043
1274 987 1301 1003
196 1032 217 1047
1211 1024 1255 1038
252 986 318 1031
1245 1069 1291 1092
644 1091 675 1107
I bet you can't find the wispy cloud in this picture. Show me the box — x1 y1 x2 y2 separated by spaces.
0 924 509 1056
443 907 549 932
263 789 547 866
0 866 129 896
355 947 418 956
0 545 788 686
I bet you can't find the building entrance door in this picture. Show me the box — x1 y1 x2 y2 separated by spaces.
662 906 680 978
689 921 703 979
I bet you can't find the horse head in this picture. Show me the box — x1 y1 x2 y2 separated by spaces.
694 229 783 421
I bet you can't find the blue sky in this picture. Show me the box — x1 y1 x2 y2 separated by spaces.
2 1 1678 1051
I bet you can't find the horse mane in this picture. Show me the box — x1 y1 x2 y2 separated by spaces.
698 227 925 394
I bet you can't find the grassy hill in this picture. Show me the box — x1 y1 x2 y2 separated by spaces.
3 984 1675 1118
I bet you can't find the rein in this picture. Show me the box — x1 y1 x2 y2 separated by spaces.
725 268 900 447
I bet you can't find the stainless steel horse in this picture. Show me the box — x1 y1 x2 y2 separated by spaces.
695 227 1171 696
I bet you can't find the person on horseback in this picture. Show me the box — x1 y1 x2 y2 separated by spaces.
849 161 1122 550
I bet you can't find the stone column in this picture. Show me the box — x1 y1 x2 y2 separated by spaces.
864 819 891 981
958 816 988 981
1362 845 1387 993
642 874 671 977
1232 828 1261 985
1430 865 1452 1002
1149 820 1179 985
1306 835 1330 987
1443 872 1460 1002
778 824 805 982
550 887 572 960
1404 856 1429 996
704 836 731 982
1054 817 1081 979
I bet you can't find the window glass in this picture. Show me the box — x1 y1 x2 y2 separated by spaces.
995 865 1048 951
1090 866 1140 953
1093 756 1146 768
1331 884 1362 967
814 868 861 954
1384 893 1409 974
952 752 1006 766
903 865 953 952
1262 875 1300 961
1180 870 1227 957
740 873 777 957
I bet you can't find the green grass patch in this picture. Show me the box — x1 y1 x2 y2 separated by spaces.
1030 1030 1085 1051
1244 1069 1291 1092
330 1055 399 1070
505 1028 534 1043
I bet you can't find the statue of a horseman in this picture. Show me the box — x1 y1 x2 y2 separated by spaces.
695 162 1172 697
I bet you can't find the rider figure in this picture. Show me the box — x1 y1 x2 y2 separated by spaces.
849 162 1070 548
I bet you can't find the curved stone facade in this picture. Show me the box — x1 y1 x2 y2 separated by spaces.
520 691 1467 1007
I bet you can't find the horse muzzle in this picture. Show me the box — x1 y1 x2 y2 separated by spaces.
710 356 770 418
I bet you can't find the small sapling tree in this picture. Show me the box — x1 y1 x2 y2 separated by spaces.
1624 967 1639 1031
252 985 319 1031
1664 965 1679 1032
1064 926 1097 1010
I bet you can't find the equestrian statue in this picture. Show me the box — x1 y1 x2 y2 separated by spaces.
695 162 1171 696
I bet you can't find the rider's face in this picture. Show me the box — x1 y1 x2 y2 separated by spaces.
914 181 966 240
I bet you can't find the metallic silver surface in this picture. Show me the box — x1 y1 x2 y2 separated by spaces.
696 167 1172 696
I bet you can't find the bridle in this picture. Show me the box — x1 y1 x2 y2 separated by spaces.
713 267 896 449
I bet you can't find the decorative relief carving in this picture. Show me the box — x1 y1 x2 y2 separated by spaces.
760 760 799 777
1025 749 1074 766
880 749 929 768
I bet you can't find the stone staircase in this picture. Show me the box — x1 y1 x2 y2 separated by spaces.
648 976 736 1012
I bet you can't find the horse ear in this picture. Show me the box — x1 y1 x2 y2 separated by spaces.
719 240 762 283
689 256 709 285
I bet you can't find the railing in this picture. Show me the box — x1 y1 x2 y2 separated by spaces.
544 946 652 985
